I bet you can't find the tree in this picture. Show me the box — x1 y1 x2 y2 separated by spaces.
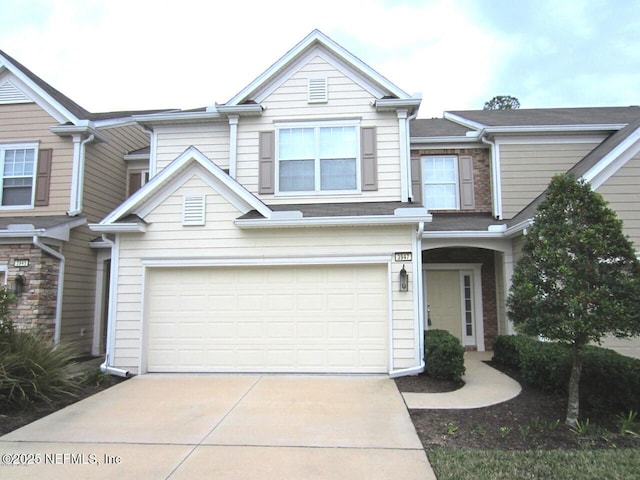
507 173 640 427
483 95 520 110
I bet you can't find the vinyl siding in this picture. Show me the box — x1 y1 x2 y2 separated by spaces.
499 141 600 218
0 103 73 215
155 123 230 172
111 174 417 372
595 151 640 251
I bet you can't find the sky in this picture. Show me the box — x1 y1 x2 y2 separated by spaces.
0 0 638 119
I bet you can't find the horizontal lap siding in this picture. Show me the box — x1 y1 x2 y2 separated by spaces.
596 152 640 251
112 175 416 372
155 124 230 172
237 55 401 203
500 142 599 218
0 103 72 215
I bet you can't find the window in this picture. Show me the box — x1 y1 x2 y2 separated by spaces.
277 123 358 193
422 155 458 210
128 170 149 197
0 145 37 207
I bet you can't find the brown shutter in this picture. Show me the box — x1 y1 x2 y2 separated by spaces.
128 172 142 197
459 155 475 210
258 131 275 194
34 149 52 206
411 154 422 204
361 127 378 191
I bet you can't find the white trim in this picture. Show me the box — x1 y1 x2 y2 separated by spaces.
387 261 394 374
421 154 460 210
583 127 640 189
92 249 111 356
235 212 431 228
228 115 239 178
411 140 484 149
90 223 146 233
0 142 39 209
398 110 409 202
141 254 392 268
495 134 606 145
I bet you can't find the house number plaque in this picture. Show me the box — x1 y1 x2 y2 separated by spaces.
14 259 30 267
394 252 412 262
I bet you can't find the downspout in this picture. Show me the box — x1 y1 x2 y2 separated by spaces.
406 109 419 202
389 221 426 378
397 110 410 202
480 132 503 220
228 115 239 179
99 234 130 378
68 134 95 216
32 236 64 345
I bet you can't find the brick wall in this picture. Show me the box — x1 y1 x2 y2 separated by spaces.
411 147 492 213
423 247 499 349
1 244 59 337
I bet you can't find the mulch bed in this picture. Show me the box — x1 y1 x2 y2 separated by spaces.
395 363 640 451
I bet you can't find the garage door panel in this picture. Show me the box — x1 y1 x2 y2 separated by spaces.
146 264 388 373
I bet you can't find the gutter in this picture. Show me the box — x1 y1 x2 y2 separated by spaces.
32 236 65 345
99 234 130 378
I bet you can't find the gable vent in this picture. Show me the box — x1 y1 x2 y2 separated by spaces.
0 80 32 104
308 77 328 103
182 195 206 226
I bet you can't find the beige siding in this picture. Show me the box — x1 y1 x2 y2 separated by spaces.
112 174 417 372
0 103 73 215
596 152 640 251
155 123 230 172
500 142 600 218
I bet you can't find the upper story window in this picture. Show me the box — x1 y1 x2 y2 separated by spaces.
277 122 359 194
422 155 459 210
1 144 37 207
128 169 149 198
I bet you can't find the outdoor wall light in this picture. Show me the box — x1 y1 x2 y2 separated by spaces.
14 275 25 297
399 265 408 292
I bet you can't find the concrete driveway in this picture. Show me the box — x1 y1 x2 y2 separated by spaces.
1 375 435 479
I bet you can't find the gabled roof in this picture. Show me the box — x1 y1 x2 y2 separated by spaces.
445 106 640 131
0 49 174 125
225 29 417 107
410 118 474 138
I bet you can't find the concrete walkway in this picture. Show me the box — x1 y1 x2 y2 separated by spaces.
402 351 522 409
1 375 435 480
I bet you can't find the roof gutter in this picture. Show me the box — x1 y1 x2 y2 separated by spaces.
235 211 432 229
32 236 64 345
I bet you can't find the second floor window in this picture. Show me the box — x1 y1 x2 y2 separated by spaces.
277 123 358 193
422 155 459 210
1 146 36 207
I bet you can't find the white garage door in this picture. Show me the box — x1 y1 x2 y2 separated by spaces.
146 264 388 373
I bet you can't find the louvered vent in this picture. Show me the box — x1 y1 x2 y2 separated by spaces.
182 195 206 226
0 80 32 104
308 78 328 103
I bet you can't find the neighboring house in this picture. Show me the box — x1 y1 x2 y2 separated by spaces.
91 30 640 376
0 50 168 355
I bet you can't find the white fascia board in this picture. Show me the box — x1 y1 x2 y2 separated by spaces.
504 219 534 237
0 59 80 124
443 112 487 131
142 254 391 268
421 230 508 239
374 97 422 112
235 213 432 229
410 136 482 146
49 124 108 143
484 124 626 135
89 223 146 233
213 104 264 116
226 29 411 106
583 127 640 189
133 110 223 126
124 153 150 161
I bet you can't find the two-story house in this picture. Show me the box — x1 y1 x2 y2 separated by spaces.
0 50 167 356
91 30 640 376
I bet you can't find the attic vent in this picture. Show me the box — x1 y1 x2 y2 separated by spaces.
0 80 32 104
308 78 328 103
182 195 206 226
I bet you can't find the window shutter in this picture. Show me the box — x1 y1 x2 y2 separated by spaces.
258 131 275 194
35 149 52 206
182 195 206 226
459 155 475 210
128 172 142 197
410 155 422 204
360 127 378 191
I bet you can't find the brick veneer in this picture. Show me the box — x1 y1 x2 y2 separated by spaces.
423 247 498 350
412 147 492 213
1 244 59 337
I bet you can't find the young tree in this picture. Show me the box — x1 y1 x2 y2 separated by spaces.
483 95 520 110
507 173 640 427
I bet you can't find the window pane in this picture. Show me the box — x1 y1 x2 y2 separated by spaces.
320 158 356 190
319 126 356 159
2 148 35 206
2 186 32 206
279 128 315 160
279 159 314 191
424 184 457 209
423 156 456 183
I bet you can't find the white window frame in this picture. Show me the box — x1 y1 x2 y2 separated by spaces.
421 155 459 210
0 143 38 209
0 262 7 286
275 120 361 196
127 168 149 196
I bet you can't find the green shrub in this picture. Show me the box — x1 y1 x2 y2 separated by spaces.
492 335 537 369
0 297 80 409
424 329 465 382
519 340 572 393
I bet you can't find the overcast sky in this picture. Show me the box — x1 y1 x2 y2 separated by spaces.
1 0 638 118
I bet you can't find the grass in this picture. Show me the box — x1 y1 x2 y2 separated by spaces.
427 447 640 480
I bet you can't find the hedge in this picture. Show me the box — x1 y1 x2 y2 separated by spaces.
424 329 465 382
492 335 640 415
